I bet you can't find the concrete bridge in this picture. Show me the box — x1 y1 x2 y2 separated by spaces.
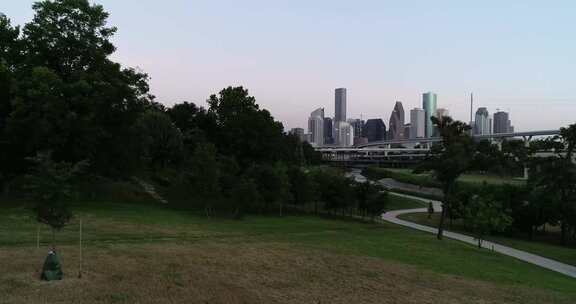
317 129 562 170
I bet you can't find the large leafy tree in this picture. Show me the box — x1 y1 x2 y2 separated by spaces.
530 124 576 245
208 86 287 168
416 116 474 240
3 0 154 179
136 111 184 173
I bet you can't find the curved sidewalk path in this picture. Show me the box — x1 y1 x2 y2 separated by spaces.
383 192 576 279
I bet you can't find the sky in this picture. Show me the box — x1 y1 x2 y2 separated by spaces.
3 0 576 131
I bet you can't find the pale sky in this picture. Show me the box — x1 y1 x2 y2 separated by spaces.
3 0 576 131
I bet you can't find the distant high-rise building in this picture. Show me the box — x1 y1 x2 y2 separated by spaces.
334 88 347 123
323 117 333 145
410 108 425 139
423 92 438 138
436 108 449 120
388 101 405 140
289 128 305 142
474 107 491 135
333 88 347 146
335 121 354 147
308 108 324 147
403 124 411 140
363 119 386 142
493 111 512 134
348 118 364 138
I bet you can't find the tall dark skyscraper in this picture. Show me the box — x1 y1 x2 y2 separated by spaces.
388 101 405 140
323 117 333 145
334 88 347 123
364 119 386 142
493 111 512 134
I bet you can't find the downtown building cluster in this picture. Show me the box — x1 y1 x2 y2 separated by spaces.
290 89 514 147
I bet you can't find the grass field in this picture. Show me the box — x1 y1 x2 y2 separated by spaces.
400 212 576 268
386 168 525 186
1 197 576 303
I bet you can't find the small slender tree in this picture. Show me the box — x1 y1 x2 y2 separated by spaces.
24 152 87 247
415 116 474 240
464 194 513 248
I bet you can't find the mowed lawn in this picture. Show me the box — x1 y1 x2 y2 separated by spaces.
401 212 576 268
1 198 575 303
386 168 525 186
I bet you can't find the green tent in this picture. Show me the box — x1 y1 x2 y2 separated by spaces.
41 251 63 281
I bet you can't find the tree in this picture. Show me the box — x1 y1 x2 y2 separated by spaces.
188 143 221 217
24 152 87 247
415 116 474 240
530 124 576 245
22 0 117 79
312 168 356 214
229 177 260 219
364 190 389 222
0 13 22 67
208 86 288 168
356 181 386 219
464 193 513 248
3 0 155 178
136 111 184 173
249 163 292 215
288 166 318 209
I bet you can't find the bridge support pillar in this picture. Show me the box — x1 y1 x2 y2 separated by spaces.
522 135 532 180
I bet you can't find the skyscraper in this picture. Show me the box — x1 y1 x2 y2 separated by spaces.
436 108 449 120
493 111 512 134
308 108 324 147
363 119 386 142
289 128 305 142
323 117 333 145
410 108 425 139
335 121 354 147
348 118 364 140
334 88 347 123
474 107 491 135
403 124 411 140
333 88 347 146
422 92 438 138
388 101 405 140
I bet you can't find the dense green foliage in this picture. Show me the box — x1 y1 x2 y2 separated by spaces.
0 0 353 222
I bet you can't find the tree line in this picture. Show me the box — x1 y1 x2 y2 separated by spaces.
1 1 389 238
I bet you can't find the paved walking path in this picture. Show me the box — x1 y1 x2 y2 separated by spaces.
383 192 576 279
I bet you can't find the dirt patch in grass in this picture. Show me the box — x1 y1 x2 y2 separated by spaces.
0 243 570 304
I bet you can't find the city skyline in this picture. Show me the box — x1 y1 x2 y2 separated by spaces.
4 1 576 132
303 87 522 145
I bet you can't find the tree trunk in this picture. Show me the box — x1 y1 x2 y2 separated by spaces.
437 184 451 240
561 221 568 246
437 206 447 240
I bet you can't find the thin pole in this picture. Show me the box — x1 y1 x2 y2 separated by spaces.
470 93 473 124
79 219 83 279
36 223 40 249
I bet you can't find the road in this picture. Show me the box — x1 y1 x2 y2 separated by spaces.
348 169 576 279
